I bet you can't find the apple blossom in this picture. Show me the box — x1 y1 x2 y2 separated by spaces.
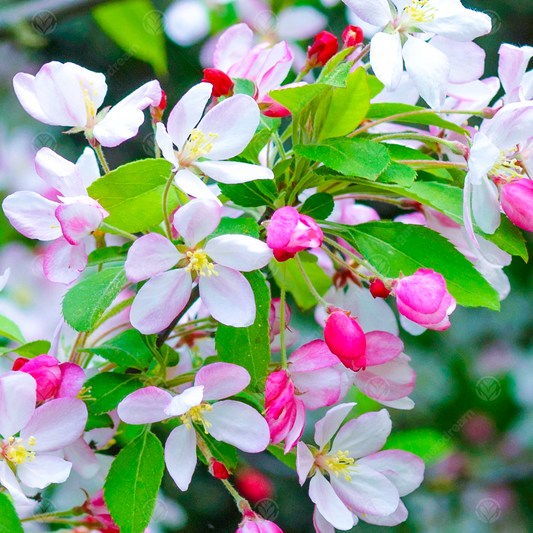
13 61 162 147
0 372 88 505
125 197 272 333
117 363 270 491
498 43 533 104
342 25 364 49
237 511 283 533
297 404 424 530
156 82 274 200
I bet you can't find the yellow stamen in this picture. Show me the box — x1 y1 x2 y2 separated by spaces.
404 0 437 23
489 150 524 181
179 129 218 167
184 249 218 277
324 450 356 482
5 437 36 465
180 403 213 434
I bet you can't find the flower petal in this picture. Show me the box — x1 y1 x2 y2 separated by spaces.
2 191 61 241
213 23 254 71
21 398 87 452
63 437 101 479
156 122 180 168
125 233 183 283
35 147 87 197
314 403 356 450
296 441 315 485
332 409 391 458
194 160 274 184
165 425 197 491
43 237 87 284
472 176 501 235
55 202 104 245
57 363 85 398
195 363 250 400
309 472 354 531
76 147 100 188
130 269 192 335
276 6 328 41
173 198 221 246
342 0 393 27
117 387 173 424
164 0 210 47
283 397 306 453
364 331 404 366
314 507 338 533
165 386 204 417
13 72 56 125
204 400 270 452
205 234 273 272
289 340 340 373
370 32 403 92
0 459 29 505
199 266 256 327
174 168 221 202
196 94 259 160
355 499 408 526
0 372 36 438
93 108 145 148
293 368 342 410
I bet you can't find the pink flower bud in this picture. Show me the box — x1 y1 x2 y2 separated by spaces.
393 269 456 331
306 31 339 68
259 96 291 118
235 468 274 504
369 278 391 299
237 512 283 533
150 89 166 124
324 312 366 370
500 178 533 232
202 68 235 98
342 25 364 49
267 207 323 262
14 354 62 402
269 298 291 340
209 458 231 479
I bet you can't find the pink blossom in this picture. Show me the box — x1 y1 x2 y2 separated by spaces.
500 178 533 232
297 404 424 530
237 511 283 533
392 269 456 331
268 298 299 352
498 43 533 104
117 363 270 491
2 147 106 284
267 206 323 262
125 198 272 333
12 354 84 402
0 372 88 506
13 61 162 147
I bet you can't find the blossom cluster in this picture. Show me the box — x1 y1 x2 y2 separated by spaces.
0 1 532 532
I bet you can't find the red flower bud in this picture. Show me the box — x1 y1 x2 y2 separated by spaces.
12 357 30 371
203 68 235 98
307 31 339 68
209 458 231 479
369 278 391 299
150 89 167 124
342 25 364 49
500 178 533 232
324 311 366 370
235 467 274 503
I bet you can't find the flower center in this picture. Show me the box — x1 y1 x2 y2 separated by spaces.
180 403 213 433
79 80 98 124
324 450 356 482
489 150 524 182
403 0 437 23
3 436 36 465
185 249 218 277
179 128 218 167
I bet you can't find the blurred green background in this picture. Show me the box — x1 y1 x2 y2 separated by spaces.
0 0 532 531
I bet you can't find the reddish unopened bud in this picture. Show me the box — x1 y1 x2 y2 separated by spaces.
306 31 339 68
203 68 234 98
500 178 533 232
324 311 366 370
369 278 391 299
482 106 500 119
342 25 364 49
12 357 30 371
235 467 275 503
209 458 231 479
150 89 167 124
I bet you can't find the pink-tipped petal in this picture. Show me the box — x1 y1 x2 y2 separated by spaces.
195 363 250 400
117 387 173 424
63 437 101 479
314 403 356 450
0 372 36 439
205 234 273 272
355 499 408 526
283 398 306 453
173 198 221 246
288 340 340 373
55 202 104 245
57 363 85 398
35 147 87 197
213 23 254 71
364 331 404 367
13 72 56 125
43 237 87 284
292 368 342 410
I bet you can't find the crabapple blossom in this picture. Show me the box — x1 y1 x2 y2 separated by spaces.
125 198 272 333
12 354 84 402
500 179 533 232
0 372 88 505
155 82 274 200
236 511 283 533
13 61 162 147
296 404 424 530
498 43 533 104
267 206 323 262
117 363 270 491
306 31 339 69
342 25 364 49
392 269 456 331
342 0 491 109
2 147 106 283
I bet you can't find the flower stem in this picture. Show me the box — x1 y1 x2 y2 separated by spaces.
371 132 465 153
322 235 381 279
395 159 468 170
350 42 370 65
279 263 288 369
163 172 175 239
294 253 329 307
99 222 138 241
95 144 110 174
165 372 197 388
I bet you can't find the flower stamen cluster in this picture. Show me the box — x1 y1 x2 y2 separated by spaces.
323 450 356 482
3 436 37 465
179 129 218 167
180 403 213 433
185 249 218 277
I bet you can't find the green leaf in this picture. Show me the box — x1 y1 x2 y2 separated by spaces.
317 49 354 87
201 431 239 471
295 138 390 181
88 159 177 234
378 162 417 186
367 75 385 99
268 444 296 470
324 221 500 310
218 180 277 207
63 267 127 332
233 78 255 97
105 431 165 533
87 246 127 267
319 68 370 140
269 84 329 116
0 492 24 533
367 103 467 135
208 217 260 240
0 315 25 344
270 254 331 312
85 372 143 415
239 129 272 163
300 192 334 220
83 329 154 370
86 412 115 432
215 271 271 391
93 0 167 75
386 144 451 180
0 340 51 358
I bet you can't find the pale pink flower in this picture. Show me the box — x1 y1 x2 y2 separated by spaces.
13 61 162 147
2 147 106 284
265 340 344 452
498 43 533 104
0 372 88 506
156 82 274 201
297 404 424 531
117 363 270 491
125 198 272 333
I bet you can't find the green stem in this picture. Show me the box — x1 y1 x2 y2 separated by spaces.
272 131 286 160
162 172 175 239
350 42 370 65
371 132 465 153
333 194 404 206
294 253 329 307
166 372 196 388
279 263 288 369
99 222 137 241
321 246 372 281
95 144 110 174
395 159 468 170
